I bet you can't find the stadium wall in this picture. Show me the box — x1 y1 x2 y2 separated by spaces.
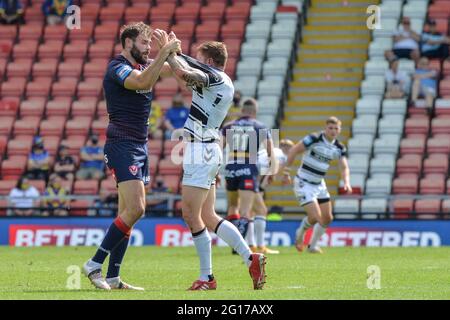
0 218 448 247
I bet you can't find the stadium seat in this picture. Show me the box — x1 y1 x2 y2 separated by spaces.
43 25 68 41
149 3 176 22
163 140 184 157
57 60 84 78
39 116 66 136
7 59 32 78
88 41 114 60
333 199 359 215
1 155 27 178
0 25 17 41
70 199 92 216
148 139 163 156
124 6 150 23
68 22 95 41
13 40 38 59
221 21 247 39
442 199 450 213
195 22 221 42
158 159 182 175
365 175 392 195
71 99 97 117
60 136 87 156
420 175 446 194
171 23 196 40
360 198 387 218
427 135 450 154
431 116 450 134
42 136 61 156
415 199 441 218
175 3 201 22
396 154 422 175
13 116 40 136
405 117 430 135
0 99 19 117
99 6 125 22
65 116 93 136
155 78 179 97
32 59 59 78
8 134 33 156
400 136 426 155
83 59 109 78
100 178 117 194
91 117 108 136
392 175 419 194
74 180 99 195
423 154 448 174
46 98 71 116
19 24 43 41
64 41 89 59
26 77 52 98
77 78 103 98
94 23 120 42
0 117 14 136
392 199 414 219
0 180 17 195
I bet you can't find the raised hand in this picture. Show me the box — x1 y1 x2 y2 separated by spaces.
152 29 169 50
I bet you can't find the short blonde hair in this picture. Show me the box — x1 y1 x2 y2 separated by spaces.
280 139 294 148
326 116 342 126
197 41 228 67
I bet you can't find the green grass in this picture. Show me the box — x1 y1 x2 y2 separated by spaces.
0 246 450 299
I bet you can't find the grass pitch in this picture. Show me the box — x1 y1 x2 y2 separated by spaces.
0 246 449 300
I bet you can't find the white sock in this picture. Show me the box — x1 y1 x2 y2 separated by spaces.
87 259 102 270
245 219 255 246
192 228 212 281
295 217 312 244
254 215 266 247
309 223 327 249
216 220 252 267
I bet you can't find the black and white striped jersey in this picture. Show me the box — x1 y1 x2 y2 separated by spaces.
180 54 234 142
297 132 347 184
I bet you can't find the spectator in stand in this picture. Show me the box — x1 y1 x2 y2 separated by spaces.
42 175 68 216
76 134 105 180
223 90 243 124
41 0 71 26
412 57 438 109
385 17 421 63
148 101 164 140
26 136 50 183
164 93 189 140
421 19 450 59
88 189 118 217
8 176 40 216
52 145 75 183
147 175 172 217
0 0 24 24
385 58 410 99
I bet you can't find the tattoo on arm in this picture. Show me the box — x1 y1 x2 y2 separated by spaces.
167 54 208 88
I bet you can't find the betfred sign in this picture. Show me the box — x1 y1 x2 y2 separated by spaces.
304 228 441 247
9 225 144 247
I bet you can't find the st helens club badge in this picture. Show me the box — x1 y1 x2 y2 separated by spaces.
129 165 138 176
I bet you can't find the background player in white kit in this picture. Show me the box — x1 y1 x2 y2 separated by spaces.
165 35 266 290
249 139 294 254
281 117 352 253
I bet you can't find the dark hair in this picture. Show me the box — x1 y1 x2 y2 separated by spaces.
197 41 228 67
120 22 152 48
16 176 27 189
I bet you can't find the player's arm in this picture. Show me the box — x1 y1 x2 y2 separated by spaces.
166 53 209 88
339 156 352 194
265 137 279 176
124 38 181 91
280 141 306 184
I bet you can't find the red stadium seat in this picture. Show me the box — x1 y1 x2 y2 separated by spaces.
43 25 68 41
0 58 6 78
7 59 32 77
19 24 43 41
124 6 150 23
46 98 72 116
392 176 418 194
163 140 184 157
77 78 103 98
431 116 450 134
72 99 97 117
221 21 246 40
0 25 17 41
200 3 226 22
58 60 84 78
24 4 45 23
225 2 251 22
399 136 426 155
148 139 163 156
26 77 53 98
19 98 46 117
80 4 101 23
0 99 19 117
404 117 429 135
442 199 450 213
414 199 441 218
13 116 41 136
39 116 66 137
97 100 108 117
60 136 87 156
222 39 241 58
100 178 118 195
70 199 92 216
427 135 450 154
68 22 95 41
94 23 120 41
0 40 13 58
155 77 180 97
428 2 450 19
12 40 38 59
158 159 182 175
7 136 33 156
150 3 176 22
91 117 108 136
1 155 27 178
83 59 109 78
42 136 61 156
38 41 64 59
74 180 99 195
89 41 114 59
1 77 27 97
0 116 14 136
195 22 221 42
420 175 445 194
443 60 450 77
51 78 78 98
171 23 196 40
392 199 414 218
0 135 8 156
28 180 46 194
66 116 93 136
161 174 180 193
0 180 17 195
396 154 422 174
64 40 89 59
439 78 450 96
423 154 449 174
99 6 125 22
